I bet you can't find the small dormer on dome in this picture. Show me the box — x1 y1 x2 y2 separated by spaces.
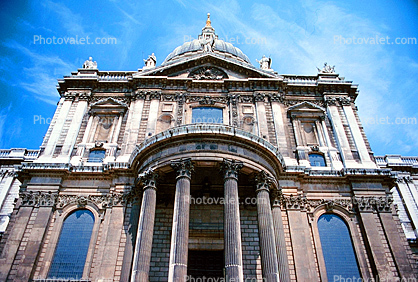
162 13 251 66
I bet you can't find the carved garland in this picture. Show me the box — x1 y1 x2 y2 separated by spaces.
324 96 351 107
19 190 142 209
175 92 186 126
188 95 228 105
276 195 392 213
229 94 239 127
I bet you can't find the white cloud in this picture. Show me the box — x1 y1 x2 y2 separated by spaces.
42 1 88 37
0 104 15 149
186 0 417 155
116 6 141 26
174 0 187 8
2 40 75 105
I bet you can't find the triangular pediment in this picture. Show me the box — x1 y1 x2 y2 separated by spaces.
288 101 325 112
287 102 326 118
90 97 128 115
91 97 128 108
134 52 279 80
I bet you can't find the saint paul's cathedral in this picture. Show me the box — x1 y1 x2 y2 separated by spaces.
0 14 417 282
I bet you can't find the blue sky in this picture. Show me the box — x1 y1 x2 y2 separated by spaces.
0 0 417 157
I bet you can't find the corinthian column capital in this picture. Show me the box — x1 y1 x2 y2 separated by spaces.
137 168 158 191
171 158 194 179
220 159 243 180
255 170 273 193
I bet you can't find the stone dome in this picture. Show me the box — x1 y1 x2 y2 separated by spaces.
161 14 251 66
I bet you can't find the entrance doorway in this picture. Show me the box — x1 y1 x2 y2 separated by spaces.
187 250 224 279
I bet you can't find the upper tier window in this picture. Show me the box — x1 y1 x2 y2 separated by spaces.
309 153 326 167
192 107 223 124
88 149 105 163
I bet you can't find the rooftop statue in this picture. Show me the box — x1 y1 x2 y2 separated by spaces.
144 53 157 69
82 56 97 69
317 62 335 73
256 55 272 71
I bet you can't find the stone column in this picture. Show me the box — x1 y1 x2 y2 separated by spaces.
272 194 291 282
220 159 244 282
131 169 158 282
168 159 194 282
255 171 280 282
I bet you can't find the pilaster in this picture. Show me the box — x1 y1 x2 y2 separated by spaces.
284 195 318 281
341 103 376 168
325 97 358 168
0 192 57 281
60 95 89 160
40 97 73 159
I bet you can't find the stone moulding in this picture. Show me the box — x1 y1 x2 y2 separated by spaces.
284 166 392 177
129 124 286 170
18 162 131 173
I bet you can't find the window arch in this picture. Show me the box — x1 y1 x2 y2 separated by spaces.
48 209 95 279
317 214 361 281
192 107 223 124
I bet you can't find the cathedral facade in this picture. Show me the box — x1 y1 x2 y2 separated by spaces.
0 16 417 281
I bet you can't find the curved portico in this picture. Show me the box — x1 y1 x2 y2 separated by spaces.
129 124 287 281
129 124 285 175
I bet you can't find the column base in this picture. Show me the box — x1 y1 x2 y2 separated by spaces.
225 265 244 282
168 264 188 282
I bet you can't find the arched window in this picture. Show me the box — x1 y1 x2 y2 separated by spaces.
192 107 223 124
317 214 360 281
309 153 326 167
48 210 95 279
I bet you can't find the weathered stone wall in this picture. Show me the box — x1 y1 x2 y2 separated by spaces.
149 207 173 281
240 209 262 280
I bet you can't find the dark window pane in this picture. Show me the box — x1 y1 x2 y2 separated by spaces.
192 107 223 124
318 214 361 281
48 210 94 279
88 150 105 163
309 153 326 167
